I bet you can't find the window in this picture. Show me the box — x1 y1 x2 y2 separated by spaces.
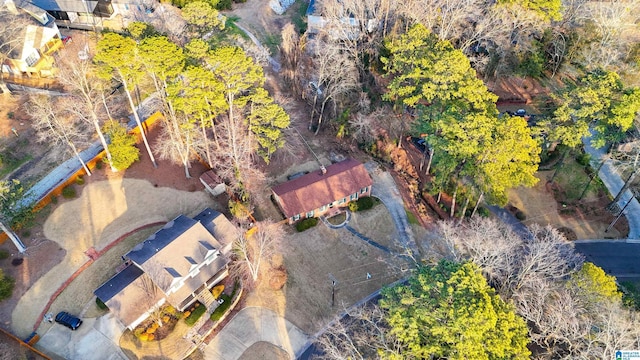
339 198 346 204
350 193 358 201
306 210 314 218
25 52 40 67
293 214 300 221
360 187 368 194
320 205 327 211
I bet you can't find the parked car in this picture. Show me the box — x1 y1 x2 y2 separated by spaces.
411 137 428 153
55 312 82 330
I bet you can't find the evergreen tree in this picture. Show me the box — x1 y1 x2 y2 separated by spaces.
380 260 531 360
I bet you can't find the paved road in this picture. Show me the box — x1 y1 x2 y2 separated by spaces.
365 162 420 258
583 136 640 238
573 240 640 282
204 307 308 360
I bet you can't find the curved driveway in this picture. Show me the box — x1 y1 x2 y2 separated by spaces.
364 162 420 257
583 135 640 238
203 307 308 360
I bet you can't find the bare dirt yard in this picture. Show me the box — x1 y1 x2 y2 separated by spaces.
508 170 628 240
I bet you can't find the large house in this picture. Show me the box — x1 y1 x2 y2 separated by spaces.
306 0 377 36
94 208 236 330
272 158 373 224
1 0 63 78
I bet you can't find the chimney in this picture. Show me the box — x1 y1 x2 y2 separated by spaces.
320 165 327 175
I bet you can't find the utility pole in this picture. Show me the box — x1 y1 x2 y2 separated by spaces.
329 273 338 307
606 191 634 233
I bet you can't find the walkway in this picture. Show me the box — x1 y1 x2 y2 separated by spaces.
203 307 308 360
344 225 391 253
583 135 640 238
364 162 420 257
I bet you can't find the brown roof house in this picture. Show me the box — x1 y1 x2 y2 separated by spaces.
272 158 373 224
94 208 236 330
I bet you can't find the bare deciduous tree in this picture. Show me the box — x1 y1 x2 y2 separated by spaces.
136 262 171 327
57 59 117 171
280 23 304 95
313 303 403 360
307 37 359 134
432 217 640 358
231 221 283 284
26 95 92 175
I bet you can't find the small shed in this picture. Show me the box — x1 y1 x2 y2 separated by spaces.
200 170 226 196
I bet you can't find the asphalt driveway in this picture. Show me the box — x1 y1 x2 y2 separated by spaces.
36 313 127 360
365 162 420 257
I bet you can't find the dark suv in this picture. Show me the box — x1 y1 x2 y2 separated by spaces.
55 312 82 330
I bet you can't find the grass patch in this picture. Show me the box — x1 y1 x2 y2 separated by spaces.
405 208 419 225
553 156 595 201
0 152 32 178
224 16 249 40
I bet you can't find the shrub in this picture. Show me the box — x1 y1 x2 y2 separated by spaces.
576 152 591 166
164 305 176 315
7 112 14 119
212 284 224 299
139 333 149 341
146 326 156 334
295 218 318 232
50 195 58 205
184 302 207 326
75 175 85 185
163 315 170 323
61 186 76 199
210 294 232 321
147 334 154 341
95 161 103 170
0 269 15 301
515 211 527 221
183 310 191 318
350 197 375 212
96 297 108 310
0 250 9 260
477 207 491 217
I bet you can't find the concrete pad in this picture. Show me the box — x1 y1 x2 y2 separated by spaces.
206 331 248 360
204 307 309 360
36 325 73 359
37 316 127 360
93 313 125 342
72 328 126 360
